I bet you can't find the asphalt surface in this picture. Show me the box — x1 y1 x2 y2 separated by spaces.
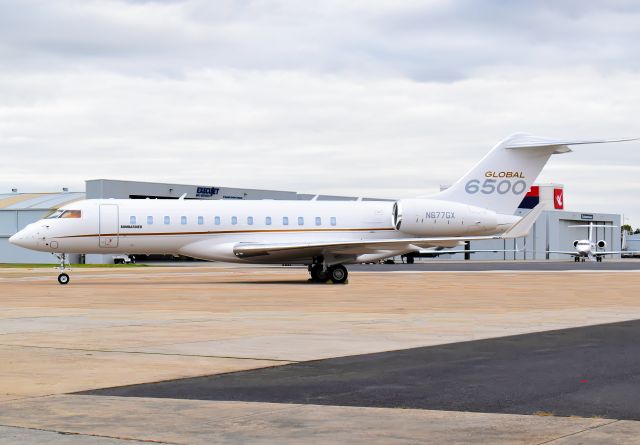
351 261 640 272
84 319 640 420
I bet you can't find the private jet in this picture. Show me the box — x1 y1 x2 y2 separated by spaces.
9 134 635 284
548 222 638 262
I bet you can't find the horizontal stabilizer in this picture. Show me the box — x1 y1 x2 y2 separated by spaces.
504 134 638 154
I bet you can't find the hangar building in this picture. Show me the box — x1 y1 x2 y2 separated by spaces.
435 184 622 260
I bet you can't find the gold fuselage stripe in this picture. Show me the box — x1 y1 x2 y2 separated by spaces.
61 227 396 238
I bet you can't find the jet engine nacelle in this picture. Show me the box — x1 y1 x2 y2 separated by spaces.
597 240 607 249
392 198 498 236
573 240 580 248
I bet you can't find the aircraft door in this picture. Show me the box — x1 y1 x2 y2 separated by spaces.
99 204 119 248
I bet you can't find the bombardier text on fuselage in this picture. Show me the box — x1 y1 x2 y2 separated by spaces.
9 133 637 284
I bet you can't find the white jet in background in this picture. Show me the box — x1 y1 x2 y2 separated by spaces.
547 222 639 262
9 134 636 284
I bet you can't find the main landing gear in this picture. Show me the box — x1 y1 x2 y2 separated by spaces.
309 264 348 284
55 253 70 285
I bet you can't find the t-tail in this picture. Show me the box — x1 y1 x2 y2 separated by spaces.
432 133 637 215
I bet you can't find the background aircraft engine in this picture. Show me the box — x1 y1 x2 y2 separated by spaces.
597 240 607 249
573 240 580 248
391 198 497 236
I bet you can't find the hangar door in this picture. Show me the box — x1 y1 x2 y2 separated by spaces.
99 204 119 248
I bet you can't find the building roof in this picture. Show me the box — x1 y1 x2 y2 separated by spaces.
0 192 85 210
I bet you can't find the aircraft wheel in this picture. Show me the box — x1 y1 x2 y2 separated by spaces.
407 255 415 264
328 265 348 284
57 273 70 285
574 257 579 262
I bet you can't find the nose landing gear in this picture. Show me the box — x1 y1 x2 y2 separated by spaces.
54 253 70 285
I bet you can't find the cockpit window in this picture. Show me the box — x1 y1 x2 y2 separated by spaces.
45 210 65 219
59 210 82 219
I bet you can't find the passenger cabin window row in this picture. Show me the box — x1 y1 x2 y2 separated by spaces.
129 215 338 227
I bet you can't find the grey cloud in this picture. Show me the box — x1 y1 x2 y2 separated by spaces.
1 1 639 80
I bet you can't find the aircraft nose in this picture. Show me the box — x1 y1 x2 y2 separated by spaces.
9 228 35 249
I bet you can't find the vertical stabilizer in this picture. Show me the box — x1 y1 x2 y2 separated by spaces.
430 134 635 215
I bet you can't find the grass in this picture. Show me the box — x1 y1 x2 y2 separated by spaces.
0 263 147 268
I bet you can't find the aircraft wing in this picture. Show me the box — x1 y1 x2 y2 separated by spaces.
594 251 640 256
546 251 579 256
418 248 522 255
235 235 501 259
234 204 544 259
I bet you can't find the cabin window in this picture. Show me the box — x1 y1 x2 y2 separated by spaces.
266 216 272 225
147 216 153 225
197 216 204 225
298 217 304 226
130 216 137 225
181 216 187 225
59 210 82 219
247 216 254 225
330 217 337 226
232 216 238 225
315 217 321 226
164 216 170 225
214 216 221 225
283 216 289 226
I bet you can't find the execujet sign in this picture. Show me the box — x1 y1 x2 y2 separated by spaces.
195 186 220 198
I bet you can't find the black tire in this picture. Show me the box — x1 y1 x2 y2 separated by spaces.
328 265 348 284
407 255 415 264
57 273 70 285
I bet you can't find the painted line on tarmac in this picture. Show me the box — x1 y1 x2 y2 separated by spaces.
350 269 640 274
0 269 296 282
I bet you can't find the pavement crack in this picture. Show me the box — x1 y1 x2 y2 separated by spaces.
0 342 296 362
536 419 620 444
0 423 182 444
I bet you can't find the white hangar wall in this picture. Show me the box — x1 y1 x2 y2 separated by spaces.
456 210 621 261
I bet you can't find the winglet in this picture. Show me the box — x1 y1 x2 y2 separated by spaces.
501 203 545 239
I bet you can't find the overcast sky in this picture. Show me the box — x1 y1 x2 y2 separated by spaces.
1 0 639 224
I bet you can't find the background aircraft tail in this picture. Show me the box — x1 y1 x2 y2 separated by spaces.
431 134 635 215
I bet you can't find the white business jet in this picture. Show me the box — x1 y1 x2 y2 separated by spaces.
10 134 635 284
548 222 635 262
